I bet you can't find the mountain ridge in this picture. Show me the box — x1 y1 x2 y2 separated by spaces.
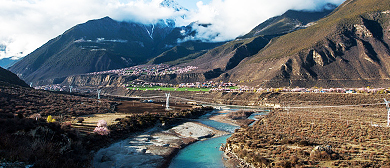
172 6 337 82
0 66 28 87
239 4 337 39
224 0 390 87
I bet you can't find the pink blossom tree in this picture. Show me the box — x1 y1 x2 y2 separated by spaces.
94 120 110 135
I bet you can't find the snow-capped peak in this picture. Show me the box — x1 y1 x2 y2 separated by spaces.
160 0 188 12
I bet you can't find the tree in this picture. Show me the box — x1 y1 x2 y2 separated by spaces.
94 120 110 135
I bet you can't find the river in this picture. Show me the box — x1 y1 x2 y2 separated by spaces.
169 108 266 168
92 107 265 168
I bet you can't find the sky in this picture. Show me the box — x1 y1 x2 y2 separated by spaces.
175 0 212 10
0 0 346 60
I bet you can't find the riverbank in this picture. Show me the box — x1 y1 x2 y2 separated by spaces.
93 121 229 168
209 110 259 168
209 112 255 127
224 97 390 167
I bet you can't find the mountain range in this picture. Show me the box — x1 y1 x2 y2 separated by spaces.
7 0 390 88
9 15 225 85
0 58 19 69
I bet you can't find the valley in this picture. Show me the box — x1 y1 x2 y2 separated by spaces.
1 0 390 167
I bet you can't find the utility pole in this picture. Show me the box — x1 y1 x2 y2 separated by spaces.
165 93 171 110
385 99 390 127
97 89 102 100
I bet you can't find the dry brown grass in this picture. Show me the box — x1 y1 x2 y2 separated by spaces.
227 105 390 167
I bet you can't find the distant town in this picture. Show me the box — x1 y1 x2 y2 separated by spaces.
33 64 390 94
86 64 198 76
35 81 390 94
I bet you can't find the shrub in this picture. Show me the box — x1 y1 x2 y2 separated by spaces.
76 117 84 123
46 115 56 123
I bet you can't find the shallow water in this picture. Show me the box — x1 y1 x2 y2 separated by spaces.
169 108 267 168
248 112 267 120
198 119 239 133
169 110 239 168
168 135 230 168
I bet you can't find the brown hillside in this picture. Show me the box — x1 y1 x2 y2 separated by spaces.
227 0 390 88
0 66 28 87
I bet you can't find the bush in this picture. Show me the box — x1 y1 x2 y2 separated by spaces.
46 115 56 123
76 117 84 123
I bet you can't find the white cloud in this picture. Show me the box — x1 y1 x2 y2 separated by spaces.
0 0 180 59
0 0 345 60
179 0 346 42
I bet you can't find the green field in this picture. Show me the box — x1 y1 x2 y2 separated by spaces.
127 86 238 92
128 86 212 91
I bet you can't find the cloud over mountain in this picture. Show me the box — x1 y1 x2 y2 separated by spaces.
0 0 345 59
181 0 345 42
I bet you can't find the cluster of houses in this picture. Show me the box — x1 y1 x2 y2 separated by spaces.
126 81 173 88
87 64 198 76
178 81 237 88
126 81 237 89
35 80 389 95
211 86 390 94
34 84 75 92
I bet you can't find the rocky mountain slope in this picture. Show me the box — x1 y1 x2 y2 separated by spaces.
226 0 390 88
239 4 336 39
176 6 336 81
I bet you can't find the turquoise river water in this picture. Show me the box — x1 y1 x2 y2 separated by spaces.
169 109 244 168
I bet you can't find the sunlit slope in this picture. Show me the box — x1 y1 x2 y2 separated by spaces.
229 0 390 87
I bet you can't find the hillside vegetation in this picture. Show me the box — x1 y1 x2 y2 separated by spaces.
0 67 28 87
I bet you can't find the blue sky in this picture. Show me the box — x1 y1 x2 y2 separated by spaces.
0 0 346 60
175 0 212 10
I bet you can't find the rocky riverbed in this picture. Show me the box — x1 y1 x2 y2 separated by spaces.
93 121 228 168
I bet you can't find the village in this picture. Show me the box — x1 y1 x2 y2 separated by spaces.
33 64 390 94
35 80 390 94
86 64 198 76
